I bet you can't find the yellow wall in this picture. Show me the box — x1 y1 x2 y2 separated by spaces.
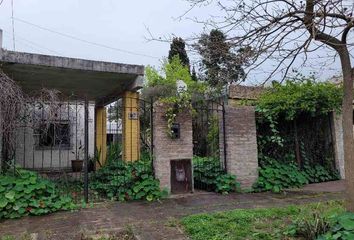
95 107 107 168
122 91 140 161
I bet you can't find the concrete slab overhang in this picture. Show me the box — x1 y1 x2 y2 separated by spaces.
0 49 144 106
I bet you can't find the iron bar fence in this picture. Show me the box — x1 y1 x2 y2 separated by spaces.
192 99 227 191
257 112 337 172
0 96 154 202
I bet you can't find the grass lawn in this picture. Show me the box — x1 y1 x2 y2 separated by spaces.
181 201 344 240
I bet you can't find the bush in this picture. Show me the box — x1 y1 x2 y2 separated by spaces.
318 212 354 240
90 159 167 201
253 157 308 193
303 163 340 184
0 169 75 219
254 156 340 193
193 157 240 193
287 212 331 240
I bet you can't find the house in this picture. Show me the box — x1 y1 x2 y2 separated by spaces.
0 29 144 172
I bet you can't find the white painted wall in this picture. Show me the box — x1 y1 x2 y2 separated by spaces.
14 102 95 170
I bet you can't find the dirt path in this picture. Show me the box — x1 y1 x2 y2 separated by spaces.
0 181 345 240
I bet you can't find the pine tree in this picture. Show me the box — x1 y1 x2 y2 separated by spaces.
191 66 198 82
168 37 190 70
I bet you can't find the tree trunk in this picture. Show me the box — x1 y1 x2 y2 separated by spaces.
340 48 354 211
293 119 302 168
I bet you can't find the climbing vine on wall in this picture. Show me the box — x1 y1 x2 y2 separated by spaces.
143 56 207 138
256 78 343 181
257 79 343 121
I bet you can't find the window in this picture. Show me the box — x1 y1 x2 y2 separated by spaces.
37 122 70 148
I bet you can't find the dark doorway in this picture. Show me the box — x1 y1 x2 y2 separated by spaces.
170 159 193 194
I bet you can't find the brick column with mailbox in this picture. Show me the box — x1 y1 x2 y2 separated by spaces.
153 102 194 194
224 105 259 189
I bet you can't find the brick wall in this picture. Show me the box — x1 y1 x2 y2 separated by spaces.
224 105 258 189
153 103 194 193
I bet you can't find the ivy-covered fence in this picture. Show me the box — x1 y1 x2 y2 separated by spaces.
254 79 343 192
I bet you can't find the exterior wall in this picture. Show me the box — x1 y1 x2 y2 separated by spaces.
332 112 345 179
14 103 95 170
224 105 258 189
228 85 264 100
153 103 193 193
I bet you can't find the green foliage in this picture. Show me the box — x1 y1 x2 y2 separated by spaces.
206 115 220 152
303 163 340 184
253 157 308 193
256 79 342 160
288 212 331 240
319 212 354 240
254 156 339 193
145 56 204 96
144 56 207 138
168 37 190 70
193 157 239 193
257 79 343 121
90 159 167 202
181 201 344 240
0 169 75 219
197 29 247 87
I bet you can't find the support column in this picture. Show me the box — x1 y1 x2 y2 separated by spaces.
95 106 107 168
224 105 259 189
153 102 194 194
122 91 140 161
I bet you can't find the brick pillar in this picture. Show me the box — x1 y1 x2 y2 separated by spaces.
95 106 107 168
224 105 258 189
153 102 194 193
122 91 140 161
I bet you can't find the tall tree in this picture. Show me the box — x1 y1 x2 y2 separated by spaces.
168 37 190 70
188 0 354 210
191 66 198 82
196 29 246 87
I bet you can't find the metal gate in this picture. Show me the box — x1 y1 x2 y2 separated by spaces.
192 99 227 191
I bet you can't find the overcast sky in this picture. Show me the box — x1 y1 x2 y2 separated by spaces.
0 0 348 84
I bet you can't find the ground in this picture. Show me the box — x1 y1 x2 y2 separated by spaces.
0 180 345 240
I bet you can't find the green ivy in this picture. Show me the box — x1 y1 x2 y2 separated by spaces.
257 79 343 121
303 163 340 184
0 169 76 219
90 159 167 202
193 157 240 193
144 56 208 138
253 157 309 193
318 212 354 240
254 157 340 193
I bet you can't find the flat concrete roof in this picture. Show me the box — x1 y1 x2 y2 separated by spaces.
0 49 144 106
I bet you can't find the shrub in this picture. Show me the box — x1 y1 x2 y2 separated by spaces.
303 163 340 184
0 169 75 219
193 157 240 193
318 212 354 240
253 157 308 193
287 212 331 240
90 159 167 201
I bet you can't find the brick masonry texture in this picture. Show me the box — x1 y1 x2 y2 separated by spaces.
224 105 259 189
153 103 194 193
228 85 264 100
